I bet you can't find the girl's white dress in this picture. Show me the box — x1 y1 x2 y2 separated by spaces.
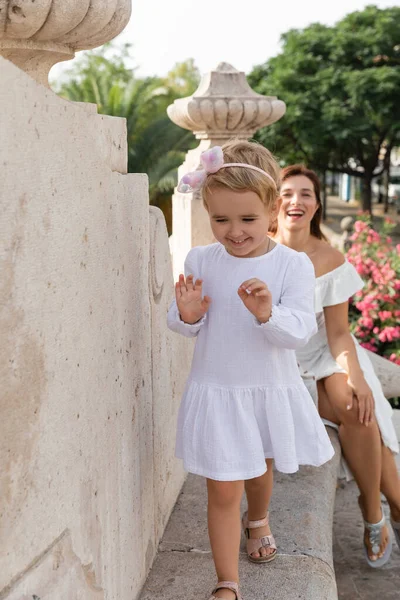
167 242 335 481
296 261 399 479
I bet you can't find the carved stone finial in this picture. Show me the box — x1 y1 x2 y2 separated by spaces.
0 0 132 87
167 62 286 140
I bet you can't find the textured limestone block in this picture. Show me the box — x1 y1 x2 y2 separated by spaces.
0 57 185 600
0 0 132 86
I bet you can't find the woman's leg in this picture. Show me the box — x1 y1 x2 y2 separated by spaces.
244 459 274 558
207 478 244 600
318 376 390 560
380 445 400 522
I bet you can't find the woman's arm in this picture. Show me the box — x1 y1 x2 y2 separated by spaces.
324 302 374 424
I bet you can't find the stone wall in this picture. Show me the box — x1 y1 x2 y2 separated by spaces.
0 58 190 600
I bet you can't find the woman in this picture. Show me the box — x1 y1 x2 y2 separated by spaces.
272 164 400 567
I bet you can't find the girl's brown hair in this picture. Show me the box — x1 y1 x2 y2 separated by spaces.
270 164 326 240
202 139 280 211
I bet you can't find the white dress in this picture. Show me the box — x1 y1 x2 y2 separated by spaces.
296 261 399 478
167 243 335 481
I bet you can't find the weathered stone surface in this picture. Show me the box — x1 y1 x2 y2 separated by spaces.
0 0 132 86
0 58 189 600
2 531 104 600
367 351 400 400
140 550 337 600
143 428 340 600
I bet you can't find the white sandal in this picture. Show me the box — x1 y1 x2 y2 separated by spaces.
358 497 393 568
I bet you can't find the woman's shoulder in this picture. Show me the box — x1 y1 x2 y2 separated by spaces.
313 247 364 311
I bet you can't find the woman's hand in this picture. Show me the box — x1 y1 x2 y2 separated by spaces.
346 374 374 425
175 274 211 324
238 278 272 324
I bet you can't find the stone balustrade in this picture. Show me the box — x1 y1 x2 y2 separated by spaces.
0 1 191 599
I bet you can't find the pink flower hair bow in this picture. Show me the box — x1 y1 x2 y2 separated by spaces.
177 146 224 193
177 146 276 193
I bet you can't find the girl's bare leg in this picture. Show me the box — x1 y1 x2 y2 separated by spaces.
244 459 274 558
318 377 390 560
207 479 244 600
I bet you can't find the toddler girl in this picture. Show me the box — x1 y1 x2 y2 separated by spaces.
167 140 334 600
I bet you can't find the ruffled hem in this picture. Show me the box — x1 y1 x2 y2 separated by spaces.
175 379 335 480
315 261 364 312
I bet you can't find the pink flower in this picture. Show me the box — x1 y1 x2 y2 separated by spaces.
389 353 400 365
354 221 368 233
360 316 374 329
378 326 400 343
378 311 392 321
360 342 378 352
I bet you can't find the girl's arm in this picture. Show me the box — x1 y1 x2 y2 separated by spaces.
324 302 374 424
167 249 210 338
167 299 207 338
257 253 317 349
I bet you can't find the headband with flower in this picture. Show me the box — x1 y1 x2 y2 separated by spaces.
177 146 276 194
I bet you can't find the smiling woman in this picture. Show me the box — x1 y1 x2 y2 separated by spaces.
273 164 400 569
270 165 326 240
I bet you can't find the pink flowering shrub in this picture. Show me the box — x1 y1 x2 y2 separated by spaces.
346 215 400 368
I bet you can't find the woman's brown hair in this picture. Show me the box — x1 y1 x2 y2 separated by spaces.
271 164 326 240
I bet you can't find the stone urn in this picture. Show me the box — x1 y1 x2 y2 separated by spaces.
0 0 132 86
167 62 286 141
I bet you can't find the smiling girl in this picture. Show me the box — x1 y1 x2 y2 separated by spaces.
167 142 334 600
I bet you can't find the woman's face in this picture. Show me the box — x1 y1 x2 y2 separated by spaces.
278 175 319 232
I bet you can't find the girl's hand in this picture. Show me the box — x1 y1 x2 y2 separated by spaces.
175 274 211 324
346 374 374 425
238 278 272 324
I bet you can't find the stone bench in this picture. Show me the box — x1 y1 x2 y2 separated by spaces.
140 428 341 600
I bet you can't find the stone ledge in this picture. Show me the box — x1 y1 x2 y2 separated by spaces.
140 428 341 600
140 551 337 600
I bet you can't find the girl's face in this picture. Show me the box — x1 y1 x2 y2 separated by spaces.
206 187 278 258
278 175 318 232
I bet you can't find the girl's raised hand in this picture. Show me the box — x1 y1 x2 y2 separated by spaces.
175 274 211 324
238 278 272 324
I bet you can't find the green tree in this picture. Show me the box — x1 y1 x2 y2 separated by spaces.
249 5 400 212
54 46 199 229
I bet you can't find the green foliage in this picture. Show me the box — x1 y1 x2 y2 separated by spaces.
54 46 200 226
249 5 400 212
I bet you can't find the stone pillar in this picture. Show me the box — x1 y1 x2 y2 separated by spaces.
0 0 132 87
167 62 286 277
